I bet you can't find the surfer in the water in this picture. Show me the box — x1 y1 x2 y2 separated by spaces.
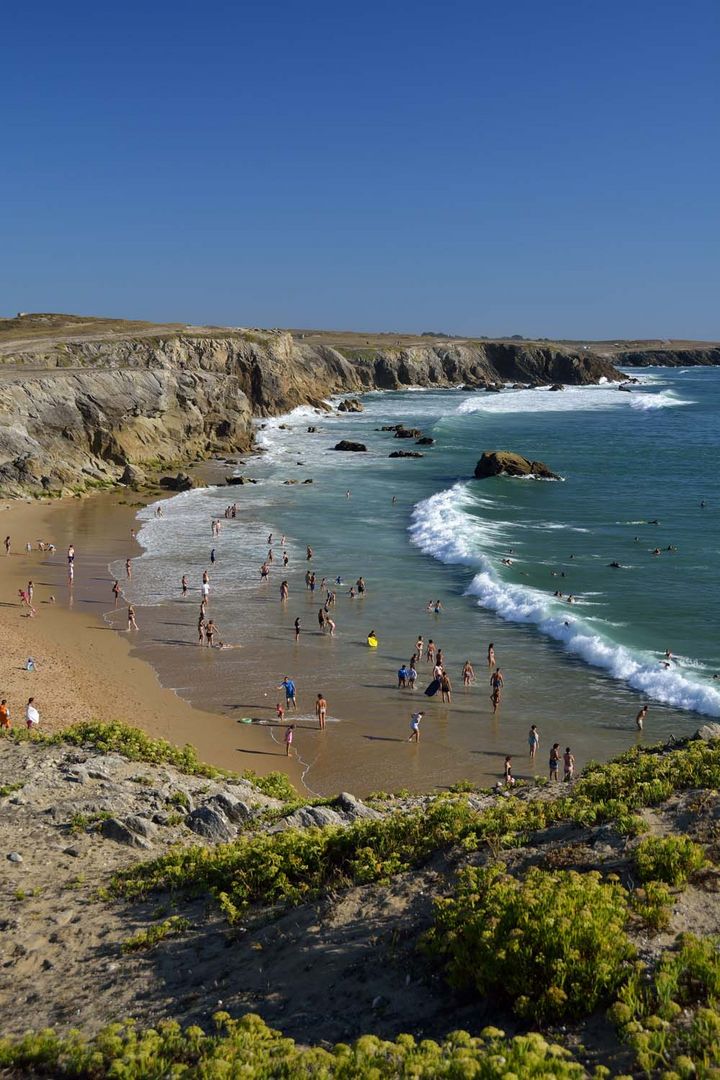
490 668 504 713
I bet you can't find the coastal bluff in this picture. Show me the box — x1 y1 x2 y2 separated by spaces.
0 313 709 496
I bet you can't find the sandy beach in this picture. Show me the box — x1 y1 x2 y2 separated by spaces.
0 494 303 787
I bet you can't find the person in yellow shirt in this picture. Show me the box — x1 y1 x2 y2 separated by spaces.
0 699 10 730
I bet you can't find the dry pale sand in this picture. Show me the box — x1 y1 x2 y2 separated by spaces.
0 495 302 787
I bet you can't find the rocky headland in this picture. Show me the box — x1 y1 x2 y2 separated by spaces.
0 314 627 496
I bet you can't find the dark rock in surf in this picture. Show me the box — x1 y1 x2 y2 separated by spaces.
389 451 424 458
159 472 194 491
474 451 560 481
548 383 565 392
416 436 435 445
337 398 364 413
394 426 423 439
334 441 367 452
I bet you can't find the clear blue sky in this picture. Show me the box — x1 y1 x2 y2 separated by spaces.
2 0 718 338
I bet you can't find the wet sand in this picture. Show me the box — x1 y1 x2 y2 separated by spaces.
0 494 303 787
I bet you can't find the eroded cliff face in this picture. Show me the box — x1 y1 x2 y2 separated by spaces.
0 329 622 495
615 348 720 368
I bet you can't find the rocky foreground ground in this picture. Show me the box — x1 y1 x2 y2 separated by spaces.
2 724 720 1076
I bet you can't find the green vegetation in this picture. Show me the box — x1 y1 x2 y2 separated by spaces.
110 797 481 916
69 810 112 833
426 865 636 1021
610 934 720 1076
0 1012 596 1078
633 835 708 886
121 916 191 953
240 767 297 803
0 780 24 797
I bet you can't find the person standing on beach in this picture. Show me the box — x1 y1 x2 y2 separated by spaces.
27 581 34 604
549 742 560 781
487 643 496 669
408 663 417 690
407 710 423 742
125 558 132 579
4 536 10 555
201 579 210 606
635 704 648 730
127 605 139 631
25 697 40 730
490 669 504 713
278 676 297 710
181 575 188 597
504 755 515 786
564 747 575 782
294 617 301 641
426 640 436 665
112 580 121 607
197 614 206 644
416 635 424 658
462 660 475 686
316 693 327 730
284 724 295 756
0 700 10 730
280 580 289 601
210 548 216 565
440 670 452 704
528 724 540 760
205 619 218 647
67 544 75 567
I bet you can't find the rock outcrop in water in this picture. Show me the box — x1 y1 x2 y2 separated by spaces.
0 314 626 495
474 451 560 480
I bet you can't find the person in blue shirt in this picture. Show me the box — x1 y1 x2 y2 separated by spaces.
278 676 297 709
397 665 409 688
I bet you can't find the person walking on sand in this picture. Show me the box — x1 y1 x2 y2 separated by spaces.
197 614 206 644
27 581 34 604
528 724 540 760
205 619 218 647
4 536 10 555
316 693 327 730
0 699 11 730
549 742 560 782
294 617 301 642
280 580 289 601
490 668 504 713
407 710 424 742
564 746 575 782
25 697 40 730
284 724 295 756
278 676 297 710
67 544 75 566
181 574 188 597
127 605 139 631
462 660 475 686
440 670 452 704
408 663 417 690
112 580 121 606
125 558 132 579
487 643 496 669
636 704 648 731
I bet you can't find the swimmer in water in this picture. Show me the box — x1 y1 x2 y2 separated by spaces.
490 669 504 713
487 643 496 669
636 704 648 731
181 574 188 597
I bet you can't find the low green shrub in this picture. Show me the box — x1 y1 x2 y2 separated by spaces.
610 934 720 1075
425 865 636 1022
629 880 673 932
633 835 708 886
240 768 297 803
121 916 191 953
0 1012 596 1078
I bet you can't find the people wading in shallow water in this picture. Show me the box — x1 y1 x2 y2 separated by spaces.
280 580 289 601
490 668 504 713
636 704 648 731
127 605 138 631
440 669 452 703
112 580 121 607
528 724 540 760
487 643 496 669
316 692 327 730
462 660 475 686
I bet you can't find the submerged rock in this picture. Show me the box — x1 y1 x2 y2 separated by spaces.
389 451 424 458
334 441 367 452
474 451 560 480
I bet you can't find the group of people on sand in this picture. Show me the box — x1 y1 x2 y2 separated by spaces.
501 730 575 788
274 676 329 756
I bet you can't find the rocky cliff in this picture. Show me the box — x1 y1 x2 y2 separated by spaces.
0 317 624 495
615 347 720 367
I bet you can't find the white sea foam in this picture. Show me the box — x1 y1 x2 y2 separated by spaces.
456 385 694 416
408 483 720 717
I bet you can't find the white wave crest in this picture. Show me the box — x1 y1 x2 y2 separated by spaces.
456 385 694 416
408 484 720 717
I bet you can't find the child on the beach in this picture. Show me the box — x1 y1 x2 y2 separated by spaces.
284 724 295 756
407 711 423 742
276 702 285 722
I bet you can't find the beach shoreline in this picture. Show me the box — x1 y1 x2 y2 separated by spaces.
0 492 304 789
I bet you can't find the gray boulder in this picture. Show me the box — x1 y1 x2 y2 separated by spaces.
696 723 720 742
337 398 364 413
206 792 253 824
119 463 146 486
185 806 234 841
474 451 560 481
159 472 194 491
100 818 153 848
